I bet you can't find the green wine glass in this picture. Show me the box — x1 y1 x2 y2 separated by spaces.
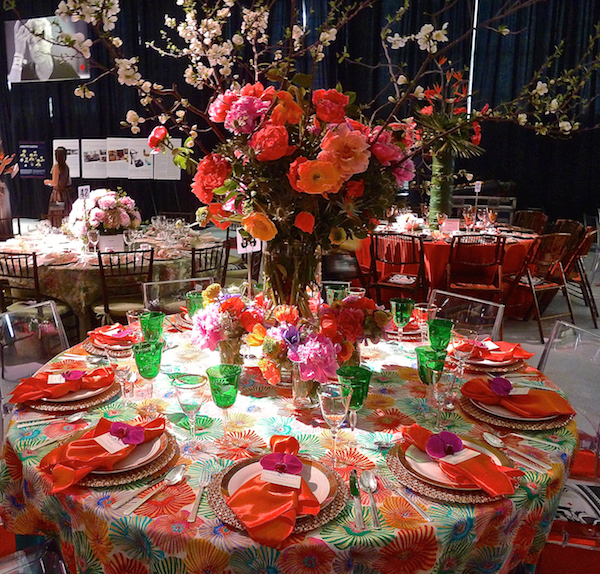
427 318 454 353
132 340 164 407
390 297 415 343
140 311 165 342
336 365 372 433
206 364 242 441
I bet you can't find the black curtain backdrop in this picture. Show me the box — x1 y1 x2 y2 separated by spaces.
1 0 599 222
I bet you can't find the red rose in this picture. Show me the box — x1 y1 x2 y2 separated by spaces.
191 153 231 204
294 211 315 234
208 202 232 229
344 297 378 311
249 123 296 161
287 156 309 192
319 311 341 342
312 89 349 124
148 125 168 151
345 179 364 199
471 121 482 146
337 308 365 343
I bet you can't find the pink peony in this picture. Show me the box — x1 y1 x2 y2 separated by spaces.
119 196 135 210
97 194 118 210
190 303 224 351
288 333 339 383
132 210 142 225
224 96 270 134
392 158 416 184
119 208 131 227
89 207 106 223
318 123 370 179
209 90 239 123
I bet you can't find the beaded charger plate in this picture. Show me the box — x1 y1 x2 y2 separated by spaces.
386 443 509 504
463 358 524 374
83 338 132 359
172 313 193 331
79 433 179 488
206 462 349 534
25 381 121 413
459 395 574 430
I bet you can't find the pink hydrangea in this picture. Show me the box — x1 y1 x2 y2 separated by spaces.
288 333 339 383
224 96 270 134
131 211 142 226
119 209 131 227
120 196 135 210
190 303 224 351
89 207 106 224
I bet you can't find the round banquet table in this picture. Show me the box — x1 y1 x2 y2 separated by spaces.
0 326 576 574
356 231 536 297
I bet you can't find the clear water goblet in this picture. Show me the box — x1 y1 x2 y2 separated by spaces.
317 382 353 470
173 375 209 446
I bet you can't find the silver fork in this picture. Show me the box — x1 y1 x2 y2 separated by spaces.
188 470 212 523
377 474 432 522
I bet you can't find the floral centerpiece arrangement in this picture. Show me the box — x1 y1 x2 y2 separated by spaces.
67 188 141 238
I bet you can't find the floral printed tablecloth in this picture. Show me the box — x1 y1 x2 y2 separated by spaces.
0 333 576 574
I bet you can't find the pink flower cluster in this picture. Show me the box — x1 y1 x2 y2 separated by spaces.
288 333 340 383
190 303 224 351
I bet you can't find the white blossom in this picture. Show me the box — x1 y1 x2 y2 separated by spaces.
532 81 548 96
292 24 304 51
413 85 425 99
165 16 176 28
232 33 244 47
396 74 408 85
112 36 123 48
517 113 527 125
559 120 572 133
115 57 141 86
319 28 337 46
387 33 409 50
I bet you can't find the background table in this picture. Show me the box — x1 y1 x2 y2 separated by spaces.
0 332 576 574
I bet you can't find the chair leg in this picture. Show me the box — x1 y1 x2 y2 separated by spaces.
528 272 546 344
558 263 576 326
576 258 598 328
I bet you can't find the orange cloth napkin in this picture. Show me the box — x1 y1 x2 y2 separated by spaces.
10 367 114 403
39 417 165 493
89 324 135 347
225 435 320 548
402 424 523 496
461 377 576 418
469 340 534 362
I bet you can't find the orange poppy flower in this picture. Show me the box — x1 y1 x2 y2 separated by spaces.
242 212 278 241
294 211 315 234
273 305 299 325
220 296 245 317
295 159 342 195
337 340 355 363
271 91 303 125
246 324 267 346
258 358 281 385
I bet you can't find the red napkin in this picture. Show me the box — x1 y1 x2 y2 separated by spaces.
39 417 165 492
225 435 320 548
402 424 523 496
461 378 575 418
469 340 534 362
10 367 114 403
89 324 135 347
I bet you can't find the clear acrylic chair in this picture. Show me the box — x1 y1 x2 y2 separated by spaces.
142 277 216 314
0 301 69 442
428 289 505 340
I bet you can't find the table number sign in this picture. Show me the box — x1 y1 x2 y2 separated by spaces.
236 230 263 254
442 219 461 233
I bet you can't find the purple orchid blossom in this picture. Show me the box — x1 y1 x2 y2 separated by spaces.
260 452 303 475
426 431 464 459
489 376 513 396
63 370 86 381
281 324 301 350
109 422 145 445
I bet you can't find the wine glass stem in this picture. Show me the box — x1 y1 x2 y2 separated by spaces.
189 413 197 441
435 390 443 430
349 410 357 432
222 408 228 437
331 429 338 469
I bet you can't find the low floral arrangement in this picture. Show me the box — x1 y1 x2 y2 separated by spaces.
67 188 141 238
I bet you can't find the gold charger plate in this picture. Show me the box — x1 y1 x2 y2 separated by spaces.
386 442 514 504
79 433 179 488
459 395 574 430
464 358 524 373
207 459 349 535
83 338 132 358
26 381 121 413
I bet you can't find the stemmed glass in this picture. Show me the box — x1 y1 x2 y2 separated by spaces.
87 229 99 254
206 364 242 442
436 212 448 229
123 229 134 251
447 327 478 409
390 297 415 344
427 318 454 353
336 366 372 435
317 382 353 470
462 206 474 231
173 375 209 446
114 364 132 403
416 346 446 421
413 303 438 344
486 208 498 227
132 341 164 413
427 361 451 431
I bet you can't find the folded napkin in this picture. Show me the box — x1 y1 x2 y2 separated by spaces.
469 340 534 363
461 377 575 418
89 324 135 347
402 424 523 496
40 417 165 493
10 367 114 403
225 435 320 548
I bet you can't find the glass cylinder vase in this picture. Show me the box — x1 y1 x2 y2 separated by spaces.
218 337 243 366
291 364 319 409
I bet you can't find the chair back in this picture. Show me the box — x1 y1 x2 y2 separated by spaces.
322 248 365 287
0 301 69 403
98 249 154 316
428 289 505 340
0 217 20 241
447 234 506 292
537 321 600 480
0 252 41 310
191 242 228 285
513 210 548 234
143 277 215 314
551 219 585 257
528 233 570 279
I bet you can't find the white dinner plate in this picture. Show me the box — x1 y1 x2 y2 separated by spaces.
221 457 337 514
43 384 111 403
91 434 167 475
470 398 558 422
467 356 521 367
402 439 507 491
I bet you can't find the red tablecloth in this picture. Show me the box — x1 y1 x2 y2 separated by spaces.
357 234 535 307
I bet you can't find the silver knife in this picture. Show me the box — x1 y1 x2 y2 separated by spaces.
349 470 365 531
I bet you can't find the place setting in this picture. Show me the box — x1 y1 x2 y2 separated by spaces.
83 323 137 358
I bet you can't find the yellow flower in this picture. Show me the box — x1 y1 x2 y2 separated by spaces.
202 283 221 304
